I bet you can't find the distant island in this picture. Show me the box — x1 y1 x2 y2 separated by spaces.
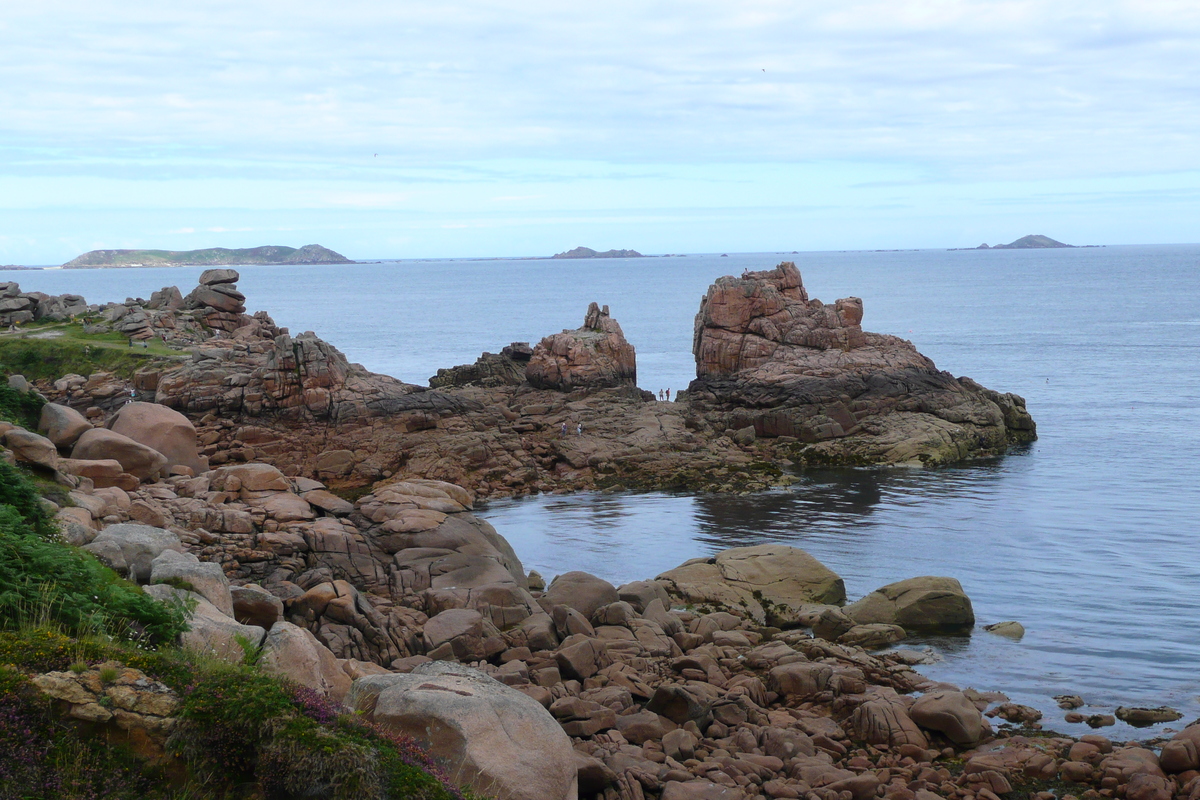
62 243 352 269
955 234 1075 251
551 246 643 259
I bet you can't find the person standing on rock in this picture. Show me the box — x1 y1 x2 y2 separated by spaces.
560 421 567 436
577 422 583 435
665 388 671 401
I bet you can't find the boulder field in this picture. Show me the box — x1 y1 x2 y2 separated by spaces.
12 446 1198 800
18 262 1035 499
4 391 1194 800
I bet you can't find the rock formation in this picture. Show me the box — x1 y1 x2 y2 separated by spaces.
688 262 1036 466
18 263 1036 497
526 302 638 391
429 342 532 388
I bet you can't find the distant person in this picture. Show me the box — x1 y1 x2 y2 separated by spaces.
141 340 148 349
577 423 583 435
560 421 567 436
658 389 663 401
127 338 132 347
665 389 671 401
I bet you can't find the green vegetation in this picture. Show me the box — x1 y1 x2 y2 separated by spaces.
0 322 183 381
0 460 188 643
62 244 351 268
0 458 480 799
0 380 44 428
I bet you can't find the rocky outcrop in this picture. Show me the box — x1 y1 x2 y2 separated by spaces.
31 663 180 761
22 261 1040 499
688 262 1036 466
526 303 637 391
429 342 532 388
147 324 470 424
16 448 1188 800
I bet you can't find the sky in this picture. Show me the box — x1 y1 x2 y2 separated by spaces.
1 0 1198 263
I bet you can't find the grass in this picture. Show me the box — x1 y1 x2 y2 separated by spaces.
0 322 185 382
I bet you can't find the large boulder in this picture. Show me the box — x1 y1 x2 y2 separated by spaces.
109 402 204 474
215 462 291 493
844 576 974 631
38 403 92 448
525 302 637 391
198 268 239 286
58 458 131 489
259 621 352 703
2 428 58 470
230 584 284 629
1160 723 1200 774
655 545 845 625
144 584 266 663
348 661 578 800
910 690 990 746
423 608 506 661
149 549 232 616
82 523 183 583
71 428 168 481
545 571 620 620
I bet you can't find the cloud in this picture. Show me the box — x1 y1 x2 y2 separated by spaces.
0 1 1198 261
0 0 1196 178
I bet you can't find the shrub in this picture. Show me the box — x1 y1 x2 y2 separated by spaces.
171 665 297 777
0 380 44 429
0 459 56 540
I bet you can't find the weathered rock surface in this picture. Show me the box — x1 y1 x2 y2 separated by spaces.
259 621 352 703
430 342 532 389
109 401 204 474
655 545 846 625
845 576 975 631
83 523 184 582
348 661 578 800
526 302 637 391
38 402 92 447
910 690 990 746
2 427 58 470
72 428 168 481
687 262 1036 467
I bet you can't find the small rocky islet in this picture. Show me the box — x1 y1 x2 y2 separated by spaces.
2 265 1196 800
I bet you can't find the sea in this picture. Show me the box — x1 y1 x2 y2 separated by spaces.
5 244 1199 736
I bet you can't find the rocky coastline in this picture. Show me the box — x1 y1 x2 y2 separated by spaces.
1 386 1195 799
4 261 1034 500
2 266 1197 800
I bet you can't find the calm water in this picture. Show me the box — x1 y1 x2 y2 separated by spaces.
6 245 1200 734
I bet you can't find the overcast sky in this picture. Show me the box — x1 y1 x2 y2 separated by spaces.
2 0 1197 263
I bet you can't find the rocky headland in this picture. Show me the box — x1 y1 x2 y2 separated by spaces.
5 261 1034 500
62 243 352 268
